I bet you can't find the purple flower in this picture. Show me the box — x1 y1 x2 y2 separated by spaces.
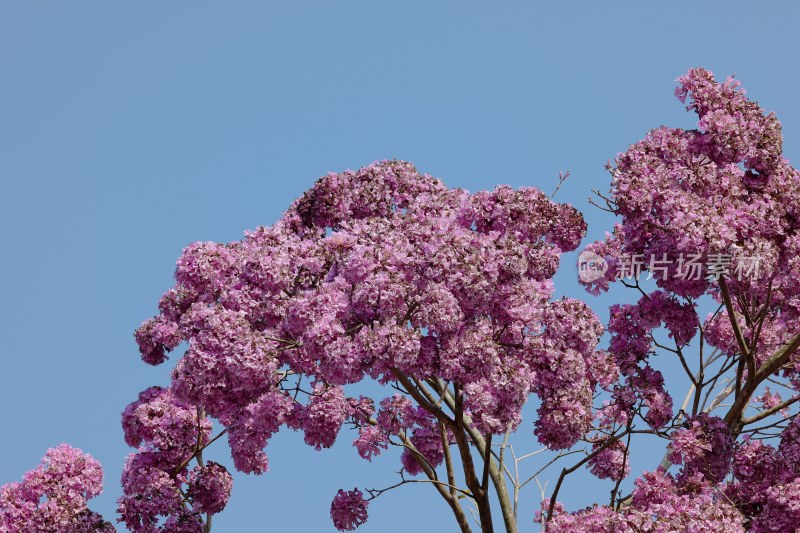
330 489 369 531
187 462 233 515
0 445 113 532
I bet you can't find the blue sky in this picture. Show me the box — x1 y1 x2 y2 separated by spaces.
2 2 800 531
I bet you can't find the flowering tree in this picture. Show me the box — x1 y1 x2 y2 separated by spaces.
125 159 603 533
2 68 800 532
553 67 800 531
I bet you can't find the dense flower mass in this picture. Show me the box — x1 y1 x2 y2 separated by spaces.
330 489 369 531
581 68 800 371
4 68 800 532
6 68 800 532
546 468 746 532
187 462 233 515
130 160 604 529
0 445 114 532
668 413 733 484
717 417 800 531
562 68 800 529
121 386 212 463
117 388 227 532
587 438 630 482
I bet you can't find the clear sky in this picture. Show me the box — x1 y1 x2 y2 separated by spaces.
2 2 800 532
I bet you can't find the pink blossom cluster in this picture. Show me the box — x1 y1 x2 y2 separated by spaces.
753 387 783 411
563 67 800 529
607 290 697 372
351 393 454 476
0 444 114 532
580 68 800 373
118 387 231 532
603 291 698 429
579 290 704 435
724 417 800 531
186 462 233 515
132 160 606 528
587 437 630 482
668 413 733 484
330 489 369 531
546 468 745 532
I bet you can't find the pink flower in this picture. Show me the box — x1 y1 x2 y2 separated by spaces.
353 426 388 462
0 445 112 532
588 438 630 482
330 489 369 531
187 462 233 515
